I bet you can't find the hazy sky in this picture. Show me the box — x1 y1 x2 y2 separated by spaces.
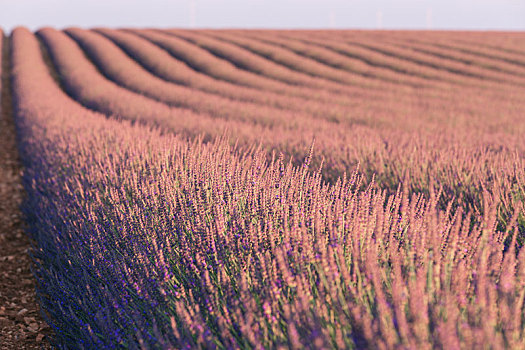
1 0 524 32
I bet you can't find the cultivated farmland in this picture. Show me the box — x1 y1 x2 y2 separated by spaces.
1 27 525 349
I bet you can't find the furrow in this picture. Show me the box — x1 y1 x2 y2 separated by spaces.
218 29 435 90
317 31 521 88
163 29 367 96
94 28 390 122
387 36 525 84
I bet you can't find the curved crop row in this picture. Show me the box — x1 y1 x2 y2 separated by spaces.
13 27 525 349
39 29 525 229
453 32 525 57
426 38 525 72
43 28 395 185
200 30 396 89
206 29 464 86
37 28 385 185
154 29 504 109
382 32 525 78
229 30 525 108
378 31 525 60
36 28 259 141
84 28 428 126
93 28 316 112
152 30 525 127
131 29 444 109
314 31 521 89
65 28 322 129
37 29 525 224
225 29 439 89
301 30 494 86
141 29 509 113
356 30 525 85
204 29 429 90
290 31 479 87
385 30 525 72
94 28 396 122
35 32 525 247
240 29 525 92
387 37 525 84
283 30 517 91
163 29 365 96
128 29 332 101
69 29 425 130
14 26 192 348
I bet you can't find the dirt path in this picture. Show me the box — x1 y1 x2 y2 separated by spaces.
0 34 52 349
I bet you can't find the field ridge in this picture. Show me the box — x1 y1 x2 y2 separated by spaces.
5 27 525 349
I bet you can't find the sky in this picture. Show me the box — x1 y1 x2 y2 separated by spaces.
1 0 524 32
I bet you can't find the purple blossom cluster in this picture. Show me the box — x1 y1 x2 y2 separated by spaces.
8 25 525 348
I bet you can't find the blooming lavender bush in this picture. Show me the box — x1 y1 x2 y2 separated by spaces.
10 26 525 349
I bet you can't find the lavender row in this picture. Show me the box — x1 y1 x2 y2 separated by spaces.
11 26 525 348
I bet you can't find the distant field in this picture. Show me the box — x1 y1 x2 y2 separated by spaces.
4 27 525 348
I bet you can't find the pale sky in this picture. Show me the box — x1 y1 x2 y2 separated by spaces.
1 0 524 32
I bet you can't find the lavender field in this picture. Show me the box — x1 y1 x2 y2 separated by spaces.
3 27 525 348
